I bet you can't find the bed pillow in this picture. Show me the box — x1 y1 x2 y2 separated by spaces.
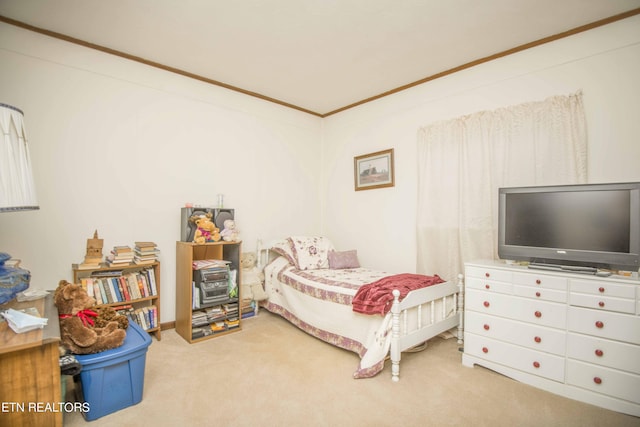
287 236 334 270
328 250 360 269
271 239 296 266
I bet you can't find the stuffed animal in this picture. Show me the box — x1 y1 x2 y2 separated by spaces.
94 305 129 330
190 213 221 244
240 252 267 301
54 280 126 355
220 219 239 242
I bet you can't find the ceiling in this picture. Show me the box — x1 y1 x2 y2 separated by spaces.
1 0 639 116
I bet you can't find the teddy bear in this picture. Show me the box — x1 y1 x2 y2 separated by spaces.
240 252 267 301
190 212 221 244
220 219 239 242
54 280 127 355
94 305 129 330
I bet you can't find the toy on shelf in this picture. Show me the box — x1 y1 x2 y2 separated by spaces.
78 230 104 269
220 219 239 242
190 213 221 244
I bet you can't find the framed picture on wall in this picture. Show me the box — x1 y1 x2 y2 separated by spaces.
354 148 395 191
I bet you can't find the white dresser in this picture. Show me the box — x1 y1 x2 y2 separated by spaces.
462 260 640 416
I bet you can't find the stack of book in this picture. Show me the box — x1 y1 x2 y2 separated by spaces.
192 327 212 339
205 306 226 323
224 317 240 329
223 302 239 329
223 302 238 318
240 299 255 319
133 241 160 265
211 321 227 332
191 311 209 328
106 245 134 266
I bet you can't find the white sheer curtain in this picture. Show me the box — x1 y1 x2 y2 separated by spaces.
416 92 588 281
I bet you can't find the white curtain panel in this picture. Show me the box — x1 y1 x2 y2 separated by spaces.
416 92 587 281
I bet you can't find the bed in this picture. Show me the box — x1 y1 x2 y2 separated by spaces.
259 237 464 381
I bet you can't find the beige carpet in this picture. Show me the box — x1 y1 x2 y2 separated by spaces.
63 310 639 427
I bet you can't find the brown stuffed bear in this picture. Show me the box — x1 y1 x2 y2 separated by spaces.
190 212 221 244
94 305 129 330
54 280 127 355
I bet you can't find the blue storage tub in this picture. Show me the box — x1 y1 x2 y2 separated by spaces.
74 321 152 421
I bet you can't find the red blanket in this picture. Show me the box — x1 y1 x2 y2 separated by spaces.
352 273 444 315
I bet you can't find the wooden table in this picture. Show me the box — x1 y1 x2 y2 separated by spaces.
0 293 62 427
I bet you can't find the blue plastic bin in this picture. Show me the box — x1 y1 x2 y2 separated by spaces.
74 321 152 421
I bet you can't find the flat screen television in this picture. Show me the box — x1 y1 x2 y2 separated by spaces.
498 182 640 271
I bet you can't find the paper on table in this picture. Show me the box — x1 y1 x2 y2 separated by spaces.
1 308 48 333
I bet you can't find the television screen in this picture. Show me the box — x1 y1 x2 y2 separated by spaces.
504 190 630 253
498 182 640 271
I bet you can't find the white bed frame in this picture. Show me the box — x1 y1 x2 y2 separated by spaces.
389 274 464 381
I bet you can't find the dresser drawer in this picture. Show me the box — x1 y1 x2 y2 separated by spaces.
568 307 640 345
567 359 640 404
464 333 565 382
567 333 640 374
569 292 636 314
513 285 567 303
570 279 635 299
513 271 567 291
466 288 566 328
465 311 565 356
466 277 513 294
465 265 512 282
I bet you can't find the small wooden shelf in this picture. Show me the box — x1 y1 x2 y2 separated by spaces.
72 261 161 340
175 241 242 343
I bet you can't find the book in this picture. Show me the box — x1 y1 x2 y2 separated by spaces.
90 269 123 277
106 246 134 266
192 259 230 270
126 273 141 299
97 279 108 304
108 252 134 261
225 317 240 329
133 257 156 265
119 276 131 301
134 242 157 251
109 277 123 302
211 321 226 332
106 258 132 267
92 281 103 304
114 277 125 301
147 268 158 295
137 275 147 298
76 262 101 270
241 310 256 319
134 246 160 254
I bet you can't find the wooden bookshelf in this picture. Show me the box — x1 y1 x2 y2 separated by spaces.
72 261 161 340
175 241 242 343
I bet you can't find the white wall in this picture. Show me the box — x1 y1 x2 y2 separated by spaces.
0 23 323 323
2 16 640 324
321 15 640 274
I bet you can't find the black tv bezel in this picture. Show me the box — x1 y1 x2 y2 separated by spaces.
498 182 640 271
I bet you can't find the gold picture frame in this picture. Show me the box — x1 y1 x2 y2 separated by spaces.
354 148 395 191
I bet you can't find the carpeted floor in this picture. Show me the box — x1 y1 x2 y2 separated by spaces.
63 310 639 427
